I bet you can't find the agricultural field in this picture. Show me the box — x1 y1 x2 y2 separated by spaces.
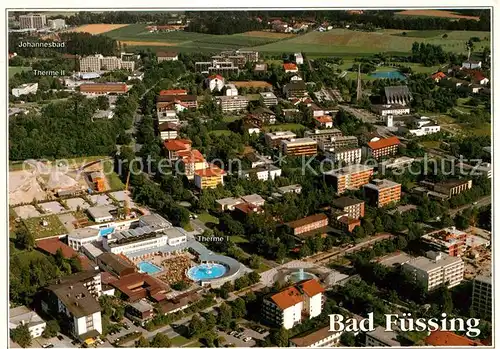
66 23 130 34
9 66 32 78
252 29 490 56
105 24 288 51
395 10 481 20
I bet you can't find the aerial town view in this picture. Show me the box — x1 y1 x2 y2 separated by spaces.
8 8 492 349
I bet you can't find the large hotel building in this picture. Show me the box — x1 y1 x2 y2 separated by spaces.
281 138 318 156
19 14 46 29
365 136 400 159
324 164 374 194
79 55 135 73
363 179 402 208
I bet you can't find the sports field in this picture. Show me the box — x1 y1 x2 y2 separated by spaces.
395 10 480 20
66 23 130 35
251 29 490 56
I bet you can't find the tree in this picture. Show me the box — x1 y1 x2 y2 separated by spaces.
97 95 110 110
150 333 172 348
135 336 150 347
188 314 203 338
11 324 32 348
231 298 247 319
42 320 60 338
15 227 35 251
112 305 125 322
340 332 356 347
270 327 289 347
218 303 233 330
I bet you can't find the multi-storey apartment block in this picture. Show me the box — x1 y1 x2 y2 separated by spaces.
363 179 402 207
365 136 400 159
421 227 467 257
281 138 318 156
324 164 374 194
262 279 325 330
472 272 492 319
265 131 297 148
331 197 365 219
402 251 464 291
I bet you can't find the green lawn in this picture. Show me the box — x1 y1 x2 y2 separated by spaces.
209 130 235 136
252 29 490 55
184 340 203 347
419 140 442 149
229 236 249 244
102 160 125 191
468 123 491 136
170 335 191 346
23 215 67 239
9 66 32 78
197 212 219 224
263 123 306 132
392 30 449 38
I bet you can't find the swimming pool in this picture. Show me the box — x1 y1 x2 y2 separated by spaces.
99 227 114 237
187 263 227 281
138 261 162 275
370 71 406 80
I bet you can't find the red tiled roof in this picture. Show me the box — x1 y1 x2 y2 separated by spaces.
367 136 401 150
194 165 225 177
159 89 187 96
80 83 127 93
270 279 324 310
178 149 206 163
271 286 303 309
110 272 168 303
296 279 325 297
286 213 328 229
208 74 224 81
37 238 76 258
424 331 481 346
464 69 487 82
164 139 192 152
283 63 298 71
314 116 333 124
157 51 178 57
234 202 263 214
431 72 446 80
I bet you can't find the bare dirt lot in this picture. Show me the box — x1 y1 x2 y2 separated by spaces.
67 24 130 34
230 81 273 88
118 40 177 46
397 10 480 20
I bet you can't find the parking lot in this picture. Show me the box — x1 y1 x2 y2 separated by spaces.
217 324 269 347
31 333 73 348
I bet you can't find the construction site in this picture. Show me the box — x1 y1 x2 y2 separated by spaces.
9 159 112 206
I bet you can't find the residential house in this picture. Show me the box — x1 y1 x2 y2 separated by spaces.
462 60 482 69
283 63 299 73
164 139 192 161
9 306 46 339
313 116 333 128
157 52 178 62
194 165 226 190
294 53 304 65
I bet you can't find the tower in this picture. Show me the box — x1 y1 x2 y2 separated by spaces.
386 115 394 128
356 64 363 102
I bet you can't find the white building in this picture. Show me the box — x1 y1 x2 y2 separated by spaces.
402 251 465 291
277 184 302 195
9 306 46 338
19 14 46 29
289 326 341 347
365 326 402 347
224 84 238 96
371 104 410 117
68 227 101 251
206 75 225 92
103 226 187 255
260 92 278 107
325 147 362 165
216 95 249 112
79 54 135 73
294 52 304 65
87 205 116 223
12 83 38 97
42 271 103 339
265 131 297 148
262 279 324 330
462 61 482 69
48 18 66 30
240 165 282 181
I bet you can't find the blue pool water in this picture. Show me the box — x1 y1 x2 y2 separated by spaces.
187 263 227 281
138 261 162 275
99 227 114 237
370 71 406 80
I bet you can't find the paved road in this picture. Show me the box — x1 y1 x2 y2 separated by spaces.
339 105 395 138
449 195 491 217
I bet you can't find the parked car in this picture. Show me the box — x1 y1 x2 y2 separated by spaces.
229 331 237 336
243 337 252 342
123 323 130 330
57 335 64 341
42 344 54 348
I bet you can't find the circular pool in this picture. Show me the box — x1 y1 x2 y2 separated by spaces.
187 263 228 281
288 268 316 283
